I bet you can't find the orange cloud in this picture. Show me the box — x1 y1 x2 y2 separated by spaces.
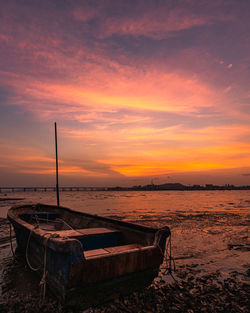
17 165 89 175
100 146 250 176
61 123 250 148
92 124 250 177
0 140 91 176
5 64 213 118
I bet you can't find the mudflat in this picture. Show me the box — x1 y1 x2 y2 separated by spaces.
0 209 249 313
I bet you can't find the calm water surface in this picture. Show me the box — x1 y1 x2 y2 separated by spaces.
0 190 249 218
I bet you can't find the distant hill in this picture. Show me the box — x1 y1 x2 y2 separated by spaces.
107 182 250 191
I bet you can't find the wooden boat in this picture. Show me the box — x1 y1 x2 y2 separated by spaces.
8 203 171 307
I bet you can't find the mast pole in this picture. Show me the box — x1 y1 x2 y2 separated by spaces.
55 122 60 206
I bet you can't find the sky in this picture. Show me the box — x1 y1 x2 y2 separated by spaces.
0 0 250 187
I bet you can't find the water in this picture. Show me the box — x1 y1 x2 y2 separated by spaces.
1 190 250 219
1 190 249 278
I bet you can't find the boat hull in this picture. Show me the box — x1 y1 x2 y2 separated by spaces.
8 203 170 306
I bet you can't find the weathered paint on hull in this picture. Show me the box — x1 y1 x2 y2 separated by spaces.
8 204 171 306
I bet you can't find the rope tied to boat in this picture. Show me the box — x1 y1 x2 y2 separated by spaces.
155 227 177 283
25 221 84 302
39 233 54 303
163 233 176 272
24 223 56 301
40 245 48 302
9 222 15 257
26 225 41 271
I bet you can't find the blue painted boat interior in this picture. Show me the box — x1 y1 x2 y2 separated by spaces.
78 233 119 251
20 211 120 251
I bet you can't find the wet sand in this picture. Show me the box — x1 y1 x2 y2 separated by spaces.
0 210 249 312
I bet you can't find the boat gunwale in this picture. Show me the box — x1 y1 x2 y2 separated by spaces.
8 203 171 235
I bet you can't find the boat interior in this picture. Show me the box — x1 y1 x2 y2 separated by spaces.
18 209 154 258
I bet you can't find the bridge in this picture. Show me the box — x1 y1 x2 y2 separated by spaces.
0 186 108 193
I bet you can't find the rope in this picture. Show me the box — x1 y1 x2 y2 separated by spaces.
9 214 86 303
25 221 83 302
56 218 74 230
33 232 59 302
164 234 176 273
30 216 83 234
38 231 83 302
26 226 40 272
73 238 84 251
34 215 39 227
164 235 178 283
40 217 84 250
9 223 15 257
156 231 177 283
29 217 87 242
39 234 50 303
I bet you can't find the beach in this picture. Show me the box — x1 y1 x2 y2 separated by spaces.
0 191 249 312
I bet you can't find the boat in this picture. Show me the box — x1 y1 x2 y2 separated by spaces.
8 203 171 307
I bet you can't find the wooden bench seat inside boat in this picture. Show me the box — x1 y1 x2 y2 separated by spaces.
51 227 120 238
84 243 142 258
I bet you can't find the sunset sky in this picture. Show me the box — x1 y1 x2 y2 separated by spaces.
0 0 250 187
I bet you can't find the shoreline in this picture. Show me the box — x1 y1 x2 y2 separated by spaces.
1 185 250 194
0 198 24 202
